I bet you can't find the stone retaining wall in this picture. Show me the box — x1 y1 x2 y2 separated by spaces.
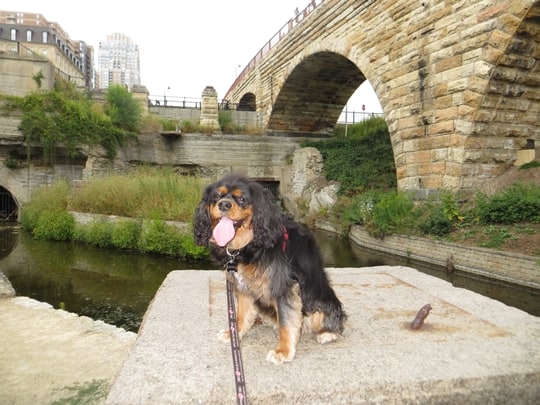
349 225 540 289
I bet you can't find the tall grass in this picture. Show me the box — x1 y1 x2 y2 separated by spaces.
21 168 210 259
21 180 70 232
68 166 207 222
334 116 388 139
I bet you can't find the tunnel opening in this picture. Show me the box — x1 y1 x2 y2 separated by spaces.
0 186 18 222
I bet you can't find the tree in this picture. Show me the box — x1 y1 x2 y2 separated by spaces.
105 85 142 133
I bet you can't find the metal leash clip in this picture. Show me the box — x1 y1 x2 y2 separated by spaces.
225 245 239 273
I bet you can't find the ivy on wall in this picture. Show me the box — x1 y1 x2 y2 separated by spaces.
6 80 141 163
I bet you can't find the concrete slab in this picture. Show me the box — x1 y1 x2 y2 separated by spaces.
106 267 540 404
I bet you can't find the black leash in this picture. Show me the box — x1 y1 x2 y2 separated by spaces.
225 250 248 405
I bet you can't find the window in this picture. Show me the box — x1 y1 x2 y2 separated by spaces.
10 28 17 41
26 30 32 42
42 31 48 43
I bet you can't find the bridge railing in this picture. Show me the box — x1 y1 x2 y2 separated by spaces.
224 0 325 100
148 95 202 108
148 94 381 124
148 95 240 110
338 110 384 124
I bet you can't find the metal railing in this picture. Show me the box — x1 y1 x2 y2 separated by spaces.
337 110 384 124
148 95 241 111
224 0 325 100
148 93 382 124
148 95 202 108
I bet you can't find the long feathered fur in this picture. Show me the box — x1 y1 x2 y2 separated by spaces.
193 174 346 364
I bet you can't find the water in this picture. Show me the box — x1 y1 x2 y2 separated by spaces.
1 227 538 332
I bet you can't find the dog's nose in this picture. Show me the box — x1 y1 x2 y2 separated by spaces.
218 200 232 211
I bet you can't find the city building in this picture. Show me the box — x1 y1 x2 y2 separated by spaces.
0 10 94 92
97 33 140 90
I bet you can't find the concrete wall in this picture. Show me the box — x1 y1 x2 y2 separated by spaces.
0 55 55 96
81 133 306 182
349 225 540 289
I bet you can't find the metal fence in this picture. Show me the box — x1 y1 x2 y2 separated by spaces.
0 186 18 222
337 110 384 124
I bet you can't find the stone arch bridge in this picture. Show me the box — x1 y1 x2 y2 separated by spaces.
225 0 540 195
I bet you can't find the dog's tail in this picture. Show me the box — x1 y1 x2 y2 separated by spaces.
321 296 347 334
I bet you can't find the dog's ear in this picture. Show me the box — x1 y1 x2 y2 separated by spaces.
193 184 213 246
250 182 283 249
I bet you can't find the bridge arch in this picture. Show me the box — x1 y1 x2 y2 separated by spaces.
237 93 257 111
267 51 366 134
226 0 540 194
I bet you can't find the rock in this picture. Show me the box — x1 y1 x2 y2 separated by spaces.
285 147 338 221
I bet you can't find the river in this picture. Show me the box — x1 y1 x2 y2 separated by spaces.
0 226 538 332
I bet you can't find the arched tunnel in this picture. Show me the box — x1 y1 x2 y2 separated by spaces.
0 186 18 222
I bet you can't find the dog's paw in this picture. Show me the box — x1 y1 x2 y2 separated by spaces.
316 332 338 344
266 349 295 365
217 329 230 343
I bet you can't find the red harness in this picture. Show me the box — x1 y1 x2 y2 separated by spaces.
282 226 289 252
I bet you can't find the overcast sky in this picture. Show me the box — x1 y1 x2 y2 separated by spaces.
4 0 382 113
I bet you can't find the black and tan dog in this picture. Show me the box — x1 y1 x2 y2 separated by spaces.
193 174 346 364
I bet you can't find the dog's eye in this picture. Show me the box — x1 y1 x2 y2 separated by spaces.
236 196 247 207
212 193 221 203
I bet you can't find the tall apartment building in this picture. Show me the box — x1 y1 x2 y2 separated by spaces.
97 33 140 90
0 10 94 90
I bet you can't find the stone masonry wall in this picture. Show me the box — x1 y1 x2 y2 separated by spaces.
229 0 540 195
349 225 540 289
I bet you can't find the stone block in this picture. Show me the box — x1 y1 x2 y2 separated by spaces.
427 120 455 135
418 162 447 175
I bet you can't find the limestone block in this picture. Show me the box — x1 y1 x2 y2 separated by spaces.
308 184 339 214
514 149 536 166
289 147 324 199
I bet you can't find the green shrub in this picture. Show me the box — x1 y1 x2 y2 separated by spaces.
418 205 453 236
477 226 517 248
138 220 208 258
179 119 197 133
21 181 70 232
33 210 74 241
160 119 178 131
334 191 380 228
73 221 114 247
105 84 142 132
111 220 142 249
86 221 115 248
219 110 233 132
369 191 415 237
73 223 89 243
177 232 209 259
302 118 396 195
139 220 184 256
475 183 540 224
10 80 132 161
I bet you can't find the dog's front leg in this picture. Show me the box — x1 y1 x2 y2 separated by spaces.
217 291 258 342
266 285 303 365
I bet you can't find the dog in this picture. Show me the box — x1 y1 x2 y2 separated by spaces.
193 174 346 364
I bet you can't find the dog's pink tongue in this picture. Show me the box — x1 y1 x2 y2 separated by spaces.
213 217 235 247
